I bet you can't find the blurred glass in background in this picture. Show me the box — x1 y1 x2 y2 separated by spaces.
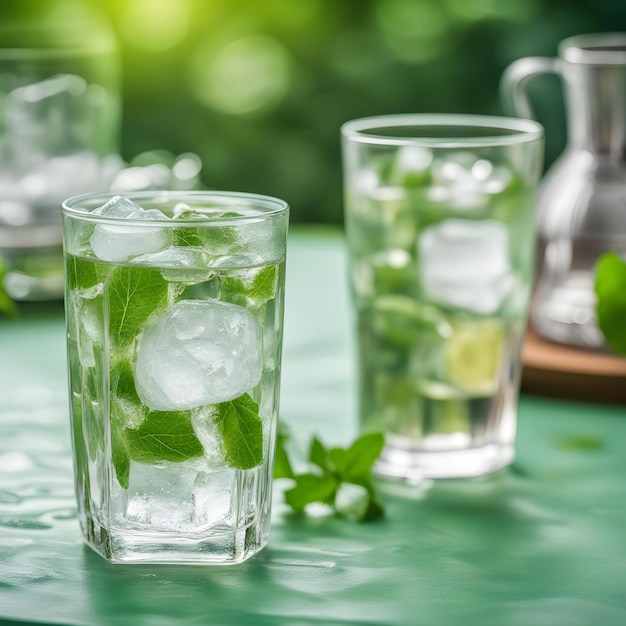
0 0 121 300
1 0 625 236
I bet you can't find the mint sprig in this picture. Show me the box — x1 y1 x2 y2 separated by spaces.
277 432 385 522
595 252 626 355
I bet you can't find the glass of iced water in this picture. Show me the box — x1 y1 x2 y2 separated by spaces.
62 191 289 564
342 114 543 482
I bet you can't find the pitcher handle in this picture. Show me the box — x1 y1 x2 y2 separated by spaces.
500 57 561 119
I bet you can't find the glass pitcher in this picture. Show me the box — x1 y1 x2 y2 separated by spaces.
501 33 626 350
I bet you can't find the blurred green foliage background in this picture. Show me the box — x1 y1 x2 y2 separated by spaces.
2 0 626 224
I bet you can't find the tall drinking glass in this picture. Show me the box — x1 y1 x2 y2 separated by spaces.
342 115 543 481
62 191 289 564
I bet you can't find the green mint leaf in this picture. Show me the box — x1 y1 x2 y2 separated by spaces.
214 393 263 470
108 266 170 345
595 253 626 355
340 432 385 483
278 432 386 522
173 211 239 248
111 412 130 489
273 423 294 479
246 265 277 302
221 265 278 307
111 360 142 404
66 256 100 292
309 436 330 473
126 409 204 463
173 227 206 248
284 473 338 512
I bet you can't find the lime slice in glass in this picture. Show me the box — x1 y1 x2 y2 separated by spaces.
445 318 504 395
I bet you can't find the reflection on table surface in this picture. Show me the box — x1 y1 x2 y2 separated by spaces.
1 228 625 626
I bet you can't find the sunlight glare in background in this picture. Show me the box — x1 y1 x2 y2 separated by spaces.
121 0 194 51
189 35 292 115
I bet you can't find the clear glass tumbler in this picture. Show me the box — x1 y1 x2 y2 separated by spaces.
342 114 543 481
62 191 289 564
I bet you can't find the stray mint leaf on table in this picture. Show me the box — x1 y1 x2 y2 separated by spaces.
595 252 626 355
281 432 386 522
285 473 338 511
273 424 294 479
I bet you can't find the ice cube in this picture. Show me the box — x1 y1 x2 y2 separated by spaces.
429 154 490 211
134 299 263 411
90 196 170 262
191 406 227 468
418 219 513 314
192 468 236 527
125 460 197 531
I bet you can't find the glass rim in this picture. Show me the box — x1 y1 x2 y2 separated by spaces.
341 114 544 148
560 32 626 65
61 190 290 226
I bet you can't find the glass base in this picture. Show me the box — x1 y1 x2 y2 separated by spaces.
82 516 267 564
374 442 515 482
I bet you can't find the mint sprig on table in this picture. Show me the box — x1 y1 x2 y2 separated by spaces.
275 430 385 522
595 253 626 355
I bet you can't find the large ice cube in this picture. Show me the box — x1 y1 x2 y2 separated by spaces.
418 219 513 314
135 299 263 411
90 196 170 262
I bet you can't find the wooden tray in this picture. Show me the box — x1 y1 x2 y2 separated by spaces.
521 329 626 404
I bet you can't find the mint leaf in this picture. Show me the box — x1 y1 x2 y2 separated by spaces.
595 253 626 355
111 413 130 489
221 265 278 307
174 227 205 248
111 360 142 405
309 436 330 473
126 410 204 463
108 266 170 345
173 211 238 249
67 256 100 292
339 432 385 483
277 431 386 522
246 265 277 302
284 473 338 511
214 393 263 469
273 423 294 479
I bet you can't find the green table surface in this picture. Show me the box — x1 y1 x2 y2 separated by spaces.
1 228 625 626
